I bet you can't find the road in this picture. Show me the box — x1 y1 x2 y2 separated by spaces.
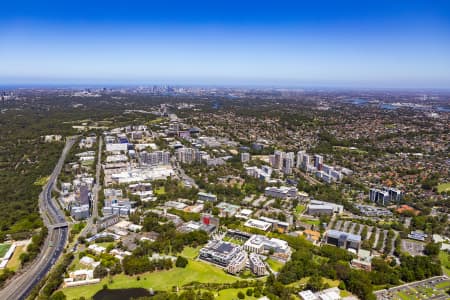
173 159 198 189
0 137 76 300
80 136 103 237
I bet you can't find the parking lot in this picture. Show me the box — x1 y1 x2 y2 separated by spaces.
375 276 450 300
402 239 426 256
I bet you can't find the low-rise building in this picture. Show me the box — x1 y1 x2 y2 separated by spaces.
325 230 361 251
351 249 372 272
265 186 298 199
307 200 343 215
244 219 272 231
198 192 217 202
216 202 240 218
97 214 120 231
259 216 290 233
243 235 291 258
408 231 428 241
199 240 241 267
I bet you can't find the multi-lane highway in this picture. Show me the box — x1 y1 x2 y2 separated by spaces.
0 137 76 300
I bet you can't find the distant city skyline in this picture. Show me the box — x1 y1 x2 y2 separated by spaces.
1 0 450 88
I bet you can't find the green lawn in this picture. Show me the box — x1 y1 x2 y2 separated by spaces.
62 258 238 299
266 258 284 272
154 186 166 195
95 242 115 249
300 218 320 226
0 243 11 258
6 245 25 271
180 246 200 259
287 277 340 289
437 182 450 193
295 205 306 214
223 236 245 246
215 288 258 300
333 146 368 155
439 251 450 276
436 280 450 289
396 291 415 300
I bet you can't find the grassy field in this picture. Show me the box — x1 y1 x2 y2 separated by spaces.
300 218 320 226
6 245 25 271
62 258 238 299
439 251 450 276
215 288 258 300
266 258 284 272
396 291 414 300
295 205 306 215
436 280 450 289
154 186 166 195
223 236 246 246
437 182 450 193
33 176 50 186
333 146 368 155
0 243 11 257
287 277 340 289
180 246 200 259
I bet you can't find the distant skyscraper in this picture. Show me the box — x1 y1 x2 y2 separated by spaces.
302 154 311 169
175 148 200 164
273 150 284 170
296 150 306 168
282 152 295 175
369 188 391 205
314 154 323 170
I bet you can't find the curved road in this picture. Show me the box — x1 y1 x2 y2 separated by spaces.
0 137 76 300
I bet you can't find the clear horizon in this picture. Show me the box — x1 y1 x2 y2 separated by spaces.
1 0 450 88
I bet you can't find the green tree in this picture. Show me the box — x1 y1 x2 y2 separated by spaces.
175 256 189 268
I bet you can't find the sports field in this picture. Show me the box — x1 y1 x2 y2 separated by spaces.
0 243 11 258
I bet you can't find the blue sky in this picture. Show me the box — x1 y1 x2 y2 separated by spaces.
1 0 450 88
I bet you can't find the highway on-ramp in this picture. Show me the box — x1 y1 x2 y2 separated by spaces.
0 137 76 300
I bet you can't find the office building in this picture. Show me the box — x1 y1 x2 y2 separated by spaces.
265 186 298 199
175 147 201 164
199 240 241 267
325 230 361 251
370 187 402 205
140 150 170 166
296 150 306 168
282 152 295 175
71 204 90 220
314 154 323 170
243 235 291 256
273 150 284 169
216 202 240 217
307 200 344 215
198 192 217 202
249 253 266 276
97 214 120 231
259 216 290 233
302 154 311 169
244 219 272 231
226 250 248 274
